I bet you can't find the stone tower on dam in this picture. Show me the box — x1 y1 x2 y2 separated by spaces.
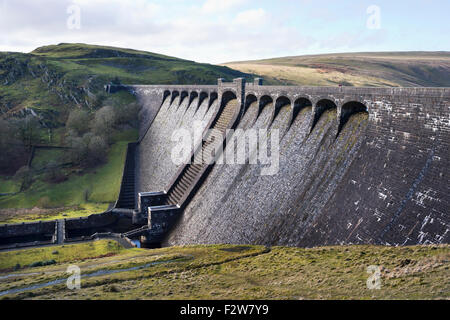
107 78 449 248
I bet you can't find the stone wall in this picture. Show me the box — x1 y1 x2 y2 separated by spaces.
135 88 219 194
0 221 56 248
132 81 449 247
0 221 55 238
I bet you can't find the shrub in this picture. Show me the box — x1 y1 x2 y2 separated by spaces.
29 259 56 268
66 109 91 136
91 106 116 142
29 261 43 268
44 161 67 183
43 259 56 266
37 196 51 209
67 132 108 168
115 102 141 127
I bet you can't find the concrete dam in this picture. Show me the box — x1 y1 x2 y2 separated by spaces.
108 78 449 248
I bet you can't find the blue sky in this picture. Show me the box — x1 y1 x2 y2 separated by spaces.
0 0 449 63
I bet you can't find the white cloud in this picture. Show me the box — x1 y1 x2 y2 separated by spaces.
201 0 247 14
0 0 317 63
233 8 267 26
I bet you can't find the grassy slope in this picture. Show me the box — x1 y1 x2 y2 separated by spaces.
0 177 21 194
0 125 138 223
0 240 126 270
223 51 450 87
0 43 252 120
0 43 253 218
0 139 132 210
0 243 448 300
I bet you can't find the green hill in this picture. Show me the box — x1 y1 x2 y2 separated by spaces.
0 43 253 217
0 43 252 124
223 51 450 87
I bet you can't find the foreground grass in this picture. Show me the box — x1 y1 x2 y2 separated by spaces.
0 240 126 270
0 203 109 224
0 244 448 300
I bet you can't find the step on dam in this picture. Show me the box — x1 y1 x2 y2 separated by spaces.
1 78 448 250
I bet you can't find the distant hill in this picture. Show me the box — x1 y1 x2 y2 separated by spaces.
0 43 251 124
223 51 450 87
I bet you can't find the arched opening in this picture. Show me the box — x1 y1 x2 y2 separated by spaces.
273 96 291 123
162 90 171 105
220 91 237 108
198 91 208 108
311 99 337 133
188 91 198 109
170 91 179 107
179 91 189 107
258 95 273 117
210 91 237 133
244 94 257 113
208 92 218 109
291 97 312 127
338 101 368 135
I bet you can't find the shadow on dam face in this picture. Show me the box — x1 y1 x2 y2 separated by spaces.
162 100 370 247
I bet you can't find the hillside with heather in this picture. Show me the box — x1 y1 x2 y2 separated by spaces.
223 51 450 87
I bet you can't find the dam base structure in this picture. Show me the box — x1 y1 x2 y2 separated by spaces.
108 78 449 248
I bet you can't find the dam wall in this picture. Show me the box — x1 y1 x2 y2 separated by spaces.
132 85 219 194
128 80 449 247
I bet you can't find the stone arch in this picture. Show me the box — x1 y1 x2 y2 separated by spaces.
337 101 368 135
290 97 312 128
220 90 237 108
311 98 337 133
198 91 208 109
178 90 189 107
246 91 257 98
188 91 198 110
273 96 291 120
208 92 218 109
258 95 273 117
170 90 179 107
244 94 258 114
162 90 171 105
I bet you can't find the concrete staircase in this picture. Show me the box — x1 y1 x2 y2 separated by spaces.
164 99 239 206
116 142 137 209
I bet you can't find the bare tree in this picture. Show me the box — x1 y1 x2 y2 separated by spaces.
66 109 91 136
92 105 116 142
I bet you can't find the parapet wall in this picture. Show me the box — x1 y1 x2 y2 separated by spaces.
0 221 55 238
131 79 449 247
